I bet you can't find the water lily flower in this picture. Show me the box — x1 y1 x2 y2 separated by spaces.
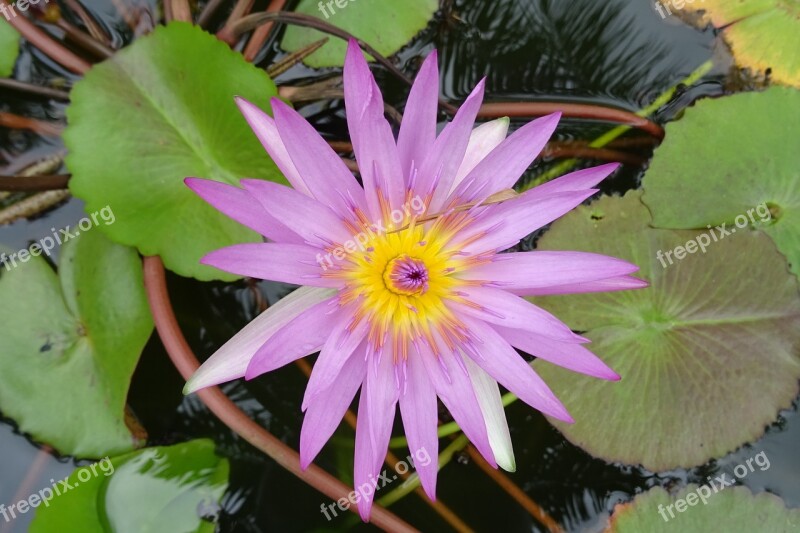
184 39 646 520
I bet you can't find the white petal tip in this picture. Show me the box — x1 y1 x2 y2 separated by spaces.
183 377 203 395
498 459 516 472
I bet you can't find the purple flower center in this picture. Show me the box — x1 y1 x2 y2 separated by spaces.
384 255 429 296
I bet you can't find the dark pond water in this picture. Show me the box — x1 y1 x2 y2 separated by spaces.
1 0 797 531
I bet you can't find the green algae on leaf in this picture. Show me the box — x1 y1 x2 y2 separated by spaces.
530 191 800 471
0 230 152 458
281 0 438 67
65 22 287 281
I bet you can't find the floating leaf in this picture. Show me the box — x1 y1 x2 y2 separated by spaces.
0 230 152 457
65 22 287 281
679 0 800 87
642 87 800 277
30 439 229 533
530 191 800 471
0 17 19 77
606 485 800 532
281 0 438 67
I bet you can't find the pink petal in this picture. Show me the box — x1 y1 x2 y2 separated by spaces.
354 394 378 520
421 80 486 211
496 325 620 380
451 118 510 194
396 50 439 180
364 346 400 479
527 162 620 198
245 296 338 380
300 349 366 469
459 251 639 291
200 243 340 288
450 285 586 343
184 286 336 393
185 178 303 244
302 312 369 410
418 338 497 467
235 97 311 195
241 179 354 246
343 40 405 216
511 274 649 297
447 189 598 255
460 316 573 422
448 112 560 204
271 97 367 218
398 352 439 499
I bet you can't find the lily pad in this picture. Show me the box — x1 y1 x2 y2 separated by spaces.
606 485 800 532
0 229 152 458
642 87 800 277
65 22 286 281
679 0 800 87
0 18 19 77
30 439 229 533
530 191 800 471
281 0 438 67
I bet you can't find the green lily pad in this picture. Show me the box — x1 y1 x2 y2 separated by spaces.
606 485 800 532
642 87 800 277
530 191 800 471
281 0 438 67
65 22 287 281
30 439 229 533
679 0 800 87
0 18 19 77
0 229 152 458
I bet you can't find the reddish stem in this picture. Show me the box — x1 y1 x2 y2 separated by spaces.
54 18 113 59
165 0 192 23
478 102 664 139
0 0 90 74
541 145 645 165
216 0 256 45
465 446 563 533
0 112 63 136
242 0 287 62
142 257 418 533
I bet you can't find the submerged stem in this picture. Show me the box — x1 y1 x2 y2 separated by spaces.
142 257 417 533
377 434 470 509
520 59 715 191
